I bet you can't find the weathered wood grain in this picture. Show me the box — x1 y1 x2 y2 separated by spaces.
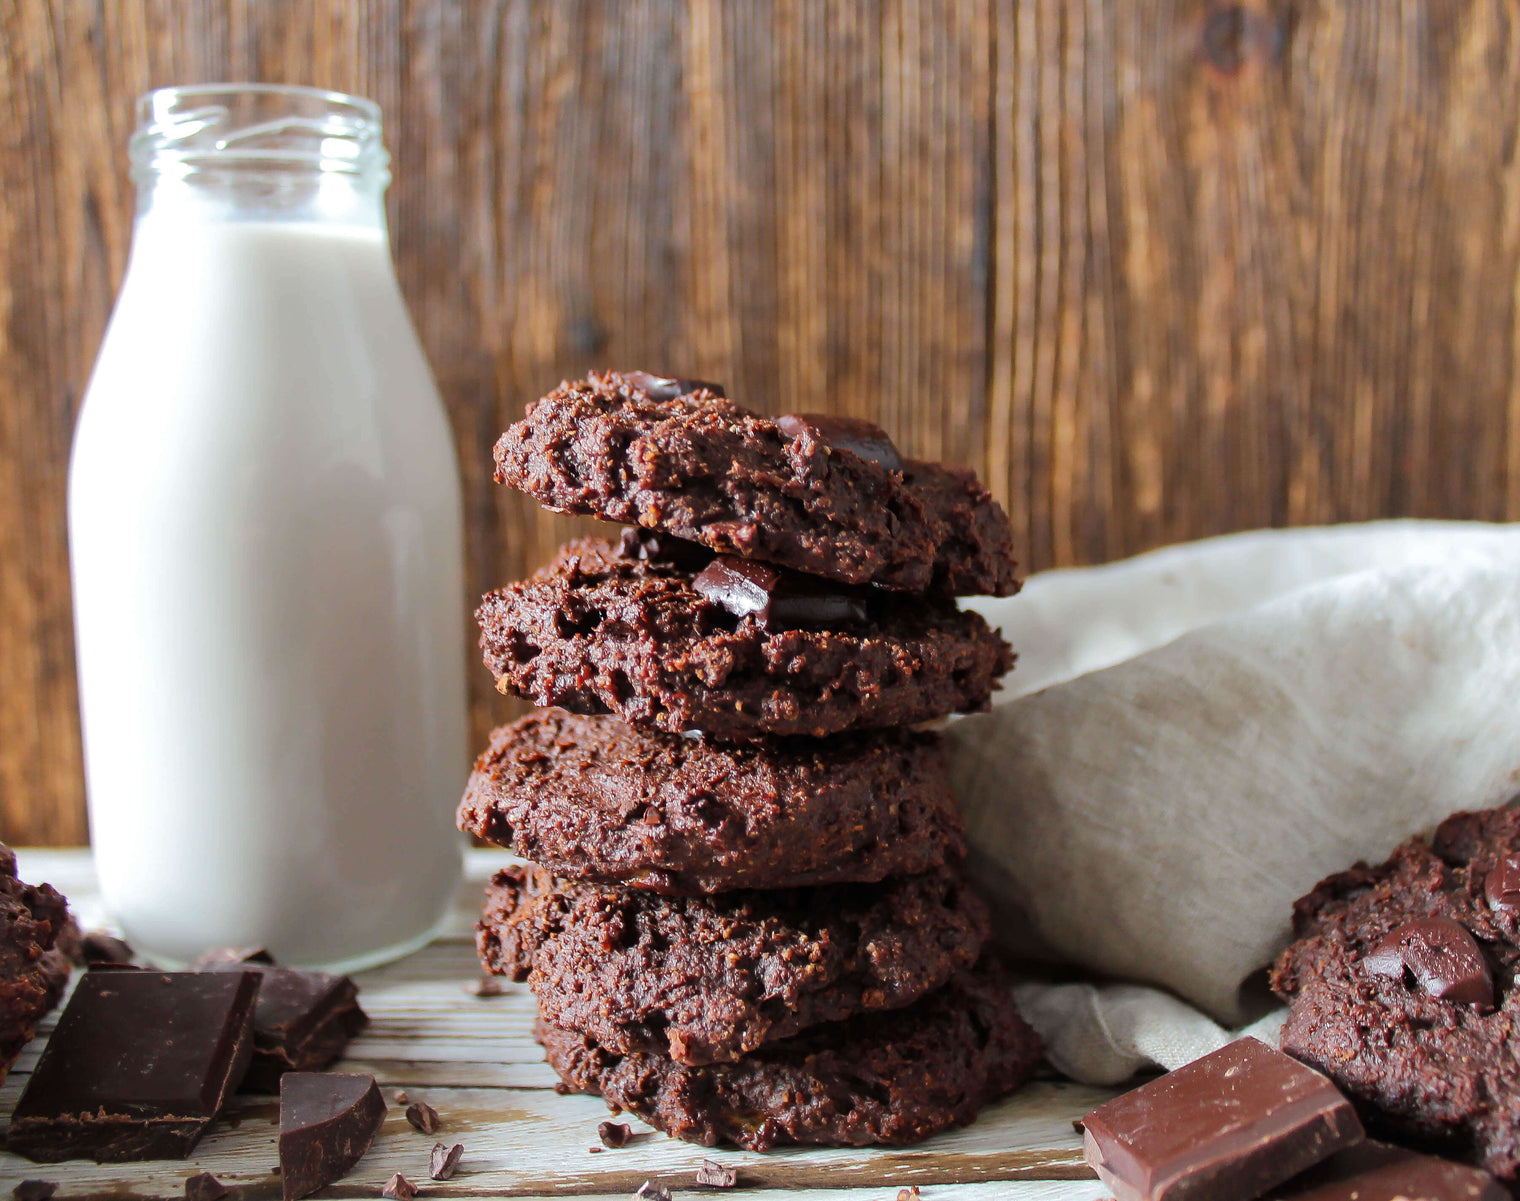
4 1 1520 841
0 850 1113 1200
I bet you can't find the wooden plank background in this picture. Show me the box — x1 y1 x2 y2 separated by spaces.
4 0 1520 845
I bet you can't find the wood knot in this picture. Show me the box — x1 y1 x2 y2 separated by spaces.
1199 3 1284 78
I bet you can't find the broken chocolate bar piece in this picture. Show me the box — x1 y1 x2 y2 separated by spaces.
1362 916 1493 1008
7 971 260 1162
183 1171 228 1201
429 1142 464 1180
77 930 134 965
381 1174 417 1200
278 1072 386 1201
406 1099 440 1134
1081 1038 1364 1201
1268 1140 1507 1200
197 958 368 1090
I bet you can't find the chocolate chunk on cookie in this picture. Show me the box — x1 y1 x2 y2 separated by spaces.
1270 803 1520 1180
0 845 72 1087
478 864 988 1066
493 371 1019 596
536 961 1041 1150
476 537 1014 740
457 709 965 894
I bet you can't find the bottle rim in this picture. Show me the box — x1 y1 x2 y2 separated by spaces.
131 83 389 179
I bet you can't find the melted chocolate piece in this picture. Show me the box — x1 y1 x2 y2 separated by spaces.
777 412 903 471
617 526 711 570
692 555 869 629
1081 1038 1364 1201
7 971 260 1163
1268 1139 1506 1200
1485 855 1520 912
623 371 725 401
278 1073 386 1201
1363 917 1493 1008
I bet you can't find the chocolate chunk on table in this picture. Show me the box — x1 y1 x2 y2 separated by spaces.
7 970 260 1162
278 1072 387 1201
1081 1037 1364 1201
1268 1140 1507 1200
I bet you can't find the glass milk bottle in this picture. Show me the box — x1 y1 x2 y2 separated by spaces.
68 85 468 970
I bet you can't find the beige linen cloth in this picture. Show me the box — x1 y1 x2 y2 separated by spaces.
950 520 1520 1085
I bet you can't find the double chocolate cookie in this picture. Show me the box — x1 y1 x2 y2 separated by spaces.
478 864 988 1065
1271 804 1520 1179
0 844 72 1085
457 708 965 893
476 536 1014 740
492 371 1020 596
538 961 1042 1150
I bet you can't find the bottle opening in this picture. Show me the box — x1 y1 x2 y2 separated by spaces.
131 84 389 182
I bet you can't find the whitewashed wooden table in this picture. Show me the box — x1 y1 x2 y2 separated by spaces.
0 849 1115 1201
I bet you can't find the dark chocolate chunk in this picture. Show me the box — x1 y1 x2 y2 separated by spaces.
394 1090 408 1103
239 967 369 1092
278 1072 386 1201
469 976 503 998
617 526 712 570
7 971 261 1162
406 1099 440 1134
381 1173 417 1200
1362 917 1493 1008
429 1142 464 1180
184 1172 228 1201
1268 1140 1507 1200
634 1183 673 1201
695 1159 736 1187
623 371 725 401
12 1184 56 1201
692 555 869 629
188 946 275 969
77 930 134 965
1081 1037 1364 1201
777 412 903 471
599 1120 632 1148
1485 855 1520 912
896 1189 921 1201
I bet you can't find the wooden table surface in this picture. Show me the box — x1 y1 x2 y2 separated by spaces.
0 848 1115 1201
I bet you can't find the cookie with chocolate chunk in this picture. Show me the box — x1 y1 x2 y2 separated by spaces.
493 371 1020 596
478 864 988 1066
1270 803 1520 1180
537 961 1041 1150
457 708 965 894
476 536 1014 741
0 844 72 1085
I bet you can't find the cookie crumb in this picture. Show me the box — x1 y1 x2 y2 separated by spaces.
695 1159 737 1188
405 1100 440 1134
429 1142 464 1181
381 1173 418 1200
599 1120 632 1148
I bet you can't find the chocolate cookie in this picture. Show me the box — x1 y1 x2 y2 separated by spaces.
457 709 965 894
478 864 988 1066
1270 804 1520 1180
476 537 1015 740
0 845 72 1085
537 961 1041 1150
493 371 1020 596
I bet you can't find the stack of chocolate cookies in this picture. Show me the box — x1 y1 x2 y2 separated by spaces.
458 371 1043 1150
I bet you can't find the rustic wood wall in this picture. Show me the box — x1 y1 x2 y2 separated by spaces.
4 0 1519 844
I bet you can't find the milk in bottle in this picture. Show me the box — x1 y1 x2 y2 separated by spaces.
68 85 468 969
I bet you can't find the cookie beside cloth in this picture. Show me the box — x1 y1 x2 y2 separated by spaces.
949 520 1520 1026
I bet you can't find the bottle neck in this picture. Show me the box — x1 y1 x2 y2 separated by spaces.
130 84 390 233
135 166 389 233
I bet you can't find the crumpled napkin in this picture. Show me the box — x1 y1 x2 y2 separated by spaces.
951 520 1520 1083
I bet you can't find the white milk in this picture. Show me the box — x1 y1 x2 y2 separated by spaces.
69 208 468 968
